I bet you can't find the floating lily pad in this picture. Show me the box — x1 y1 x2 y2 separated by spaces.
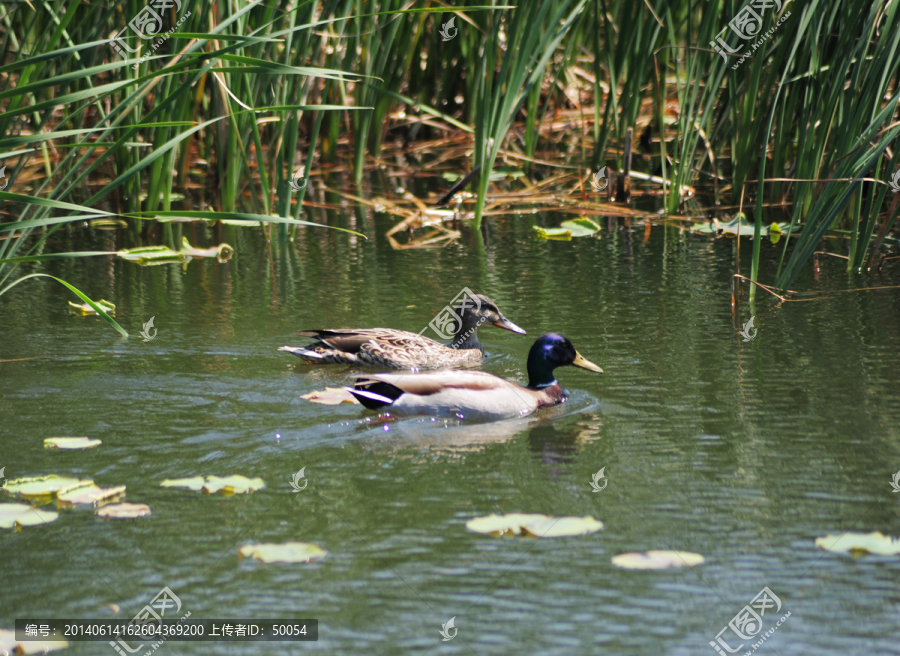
4 475 93 499
689 214 795 240
116 245 186 266
89 218 128 230
220 219 261 226
465 513 603 538
611 550 705 570
442 167 524 182
96 503 151 519
238 542 327 563
0 628 68 654
0 503 60 529
159 476 206 492
534 218 601 240
68 299 115 315
44 437 102 450
180 237 234 262
57 484 126 507
815 531 900 556
300 387 359 405
160 475 265 496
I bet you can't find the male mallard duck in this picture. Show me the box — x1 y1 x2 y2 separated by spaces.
346 333 602 420
278 294 525 369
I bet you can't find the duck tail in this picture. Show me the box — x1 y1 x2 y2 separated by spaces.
278 346 325 359
347 380 404 409
278 346 358 364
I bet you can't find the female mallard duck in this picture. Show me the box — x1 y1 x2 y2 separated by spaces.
278 294 525 369
346 333 603 420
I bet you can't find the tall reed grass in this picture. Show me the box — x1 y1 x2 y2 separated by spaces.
1 0 899 326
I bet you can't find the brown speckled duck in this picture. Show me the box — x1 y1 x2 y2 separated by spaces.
345 334 603 420
278 294 525 369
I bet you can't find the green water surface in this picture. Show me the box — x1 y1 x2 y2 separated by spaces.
2 210 899 655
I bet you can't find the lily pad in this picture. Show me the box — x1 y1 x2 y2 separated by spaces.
814 531 900 556
611 550 705 570
96 503 152 519
57 484 126 507
442 167 524 182
160 475 266 495
534 218 601 240
0 503 60 529
89 217 128 230
220 219 261 226
44 437 102 450
238 542 327 563
180 237 234 262
690 214 795 239
465 513 603 538
68 299 115 315
0 628 68 654
117 244 182 260
4 475 93 499
159 476 206 492
300 387 359 405
116 245 187 266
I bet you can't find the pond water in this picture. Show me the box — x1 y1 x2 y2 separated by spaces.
2 204 900 655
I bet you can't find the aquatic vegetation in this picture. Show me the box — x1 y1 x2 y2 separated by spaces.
610 551 705 570
238 542 328 564
96 503 152 519
4 475 92 499
815 532 900 556
533 218 602 240
160 475 266 495
67 300 116 316
465 513 604 538
0 0 897 307
0 503 60 530
56 484 126 508
43 437 102 450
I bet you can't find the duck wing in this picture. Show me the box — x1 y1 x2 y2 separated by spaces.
349 371 540 420
296 328 443 353
357 370 506 395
